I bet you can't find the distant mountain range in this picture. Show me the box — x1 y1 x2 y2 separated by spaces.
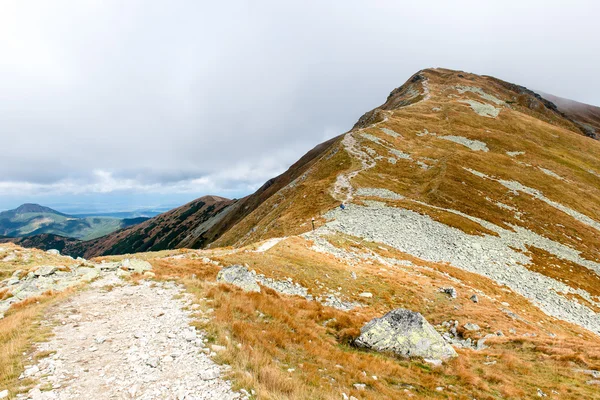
0 203 149 240
71 210 162 219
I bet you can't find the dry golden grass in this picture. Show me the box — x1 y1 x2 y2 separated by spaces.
0 289 73 397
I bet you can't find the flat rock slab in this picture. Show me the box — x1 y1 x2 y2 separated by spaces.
19 274 244 400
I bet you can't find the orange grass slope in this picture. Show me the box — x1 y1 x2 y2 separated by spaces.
213 68 600 257
125 236 600 399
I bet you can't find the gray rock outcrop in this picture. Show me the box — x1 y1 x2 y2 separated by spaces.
216 265 261 292
216 265 360 311
355 308 457 360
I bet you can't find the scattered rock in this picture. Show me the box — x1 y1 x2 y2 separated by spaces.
537 388 547 397
46 249 60 256
211 344 226 353
575 369 600 379
199 369 220 381
146 356 160 368
440 287 457 299
355 308 457 360
359 292 373 298
470 294 479 303
34 265 57 277
463 323 480 331
0 389 8 399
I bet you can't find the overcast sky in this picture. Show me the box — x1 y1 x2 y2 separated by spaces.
1 0 598 213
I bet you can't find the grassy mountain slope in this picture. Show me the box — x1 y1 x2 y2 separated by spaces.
213 68 600 255
40 195 235 258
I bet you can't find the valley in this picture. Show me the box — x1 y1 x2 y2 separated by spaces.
0 204 148 241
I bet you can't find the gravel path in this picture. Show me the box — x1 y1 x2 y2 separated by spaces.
18 274 244 400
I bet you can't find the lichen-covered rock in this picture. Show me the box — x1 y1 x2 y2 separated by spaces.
216 265 261 292
355 308 458 360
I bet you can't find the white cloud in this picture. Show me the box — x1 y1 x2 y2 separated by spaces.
0 0 598 210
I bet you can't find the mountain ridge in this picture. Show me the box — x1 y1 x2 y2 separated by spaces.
3 67 600 399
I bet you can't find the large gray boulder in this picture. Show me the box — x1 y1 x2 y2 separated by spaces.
216 265 260 292
355 308 458 360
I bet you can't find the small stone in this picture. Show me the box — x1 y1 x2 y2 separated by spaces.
199 369 220 380
537 388 547 397
463 323 480 331
183 330 196 342
0 389 8 399
146 357 160 368
470 294 479 303
211 344 226 352
353 383 366 390
29 389 42 400
128 384 139 397
476 338 488 350
440 287 457 299
95 336 107 344
24 365 40 377
34 266 57 277
358 292 373 298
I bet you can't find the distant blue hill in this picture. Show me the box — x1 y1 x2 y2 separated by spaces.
0 203 149 240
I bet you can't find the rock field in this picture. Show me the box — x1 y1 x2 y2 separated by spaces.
323 198 600 336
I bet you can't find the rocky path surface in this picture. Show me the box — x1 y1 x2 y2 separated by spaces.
18 273 244 400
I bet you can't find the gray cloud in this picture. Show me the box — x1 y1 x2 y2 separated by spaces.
1 0 598 211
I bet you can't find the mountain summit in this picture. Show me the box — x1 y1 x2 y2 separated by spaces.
7 203 67 217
